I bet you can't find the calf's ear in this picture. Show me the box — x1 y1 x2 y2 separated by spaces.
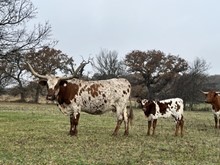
39 80 47 86
136 98 141 103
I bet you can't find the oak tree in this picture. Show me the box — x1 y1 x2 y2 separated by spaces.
125 50 188 99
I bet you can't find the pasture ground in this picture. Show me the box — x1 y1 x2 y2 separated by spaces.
0 102 219 165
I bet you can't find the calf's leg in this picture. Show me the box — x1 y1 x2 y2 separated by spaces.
152 119 157 136
180 116 184 137
147 120 152 135
175 121 180 136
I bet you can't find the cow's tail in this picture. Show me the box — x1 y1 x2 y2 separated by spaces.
127 99 134 126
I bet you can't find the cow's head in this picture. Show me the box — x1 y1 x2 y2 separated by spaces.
26 63 75 101
202 91 220 103
39 76 69 100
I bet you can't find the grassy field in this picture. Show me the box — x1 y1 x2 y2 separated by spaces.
0 102 219 165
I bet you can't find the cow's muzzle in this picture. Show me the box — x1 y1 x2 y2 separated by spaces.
46 89 56 101
46 95 56 101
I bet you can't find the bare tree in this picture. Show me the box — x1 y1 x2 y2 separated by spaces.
172 57 209 109
0 0 52 53
0 50 27 101
91 49 126 80
124 50 188 99
0 0 53 91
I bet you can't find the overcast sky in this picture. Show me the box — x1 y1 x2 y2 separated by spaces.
31 0 220 75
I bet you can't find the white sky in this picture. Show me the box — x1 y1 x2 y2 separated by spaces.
31 0 220 75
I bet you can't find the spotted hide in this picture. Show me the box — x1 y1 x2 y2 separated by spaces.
202 91 220 129
137 98 184 136
55 78 133 136
27 62 133 136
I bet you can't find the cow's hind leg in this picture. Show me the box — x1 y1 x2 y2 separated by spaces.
69 113 80 136
123 117 131 136
112 106 127 136
124 120 129 136
123 106 133 136
112 119 123 136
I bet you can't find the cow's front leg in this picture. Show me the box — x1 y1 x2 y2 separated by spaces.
214 115 218 129
219 118 220 129
69 113 80 136
216 114 220 129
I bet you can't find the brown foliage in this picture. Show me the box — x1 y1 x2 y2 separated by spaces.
125 49 188 99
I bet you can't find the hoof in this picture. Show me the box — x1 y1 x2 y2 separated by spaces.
69 130 78 136
112 132 117 136
124 131 129 136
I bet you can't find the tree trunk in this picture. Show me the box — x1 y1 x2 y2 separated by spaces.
20 90 26 102
18 80 26 102
34 84 41 103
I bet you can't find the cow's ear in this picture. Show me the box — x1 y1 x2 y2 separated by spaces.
39 80 47 86
59 80 68 86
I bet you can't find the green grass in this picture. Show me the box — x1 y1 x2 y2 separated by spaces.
0 102 219 165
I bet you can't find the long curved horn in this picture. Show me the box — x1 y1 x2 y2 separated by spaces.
59 74 77 81
199 90 208 94
26 62 48 79
59 60 90 81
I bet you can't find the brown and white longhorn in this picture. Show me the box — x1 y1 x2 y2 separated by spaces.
202 90 220 129
27 62 133 136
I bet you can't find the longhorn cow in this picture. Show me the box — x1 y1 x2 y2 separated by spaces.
27 63 133 136
202 91 220 129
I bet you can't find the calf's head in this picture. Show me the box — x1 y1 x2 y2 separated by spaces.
136 98 148 109
142 100 156 117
